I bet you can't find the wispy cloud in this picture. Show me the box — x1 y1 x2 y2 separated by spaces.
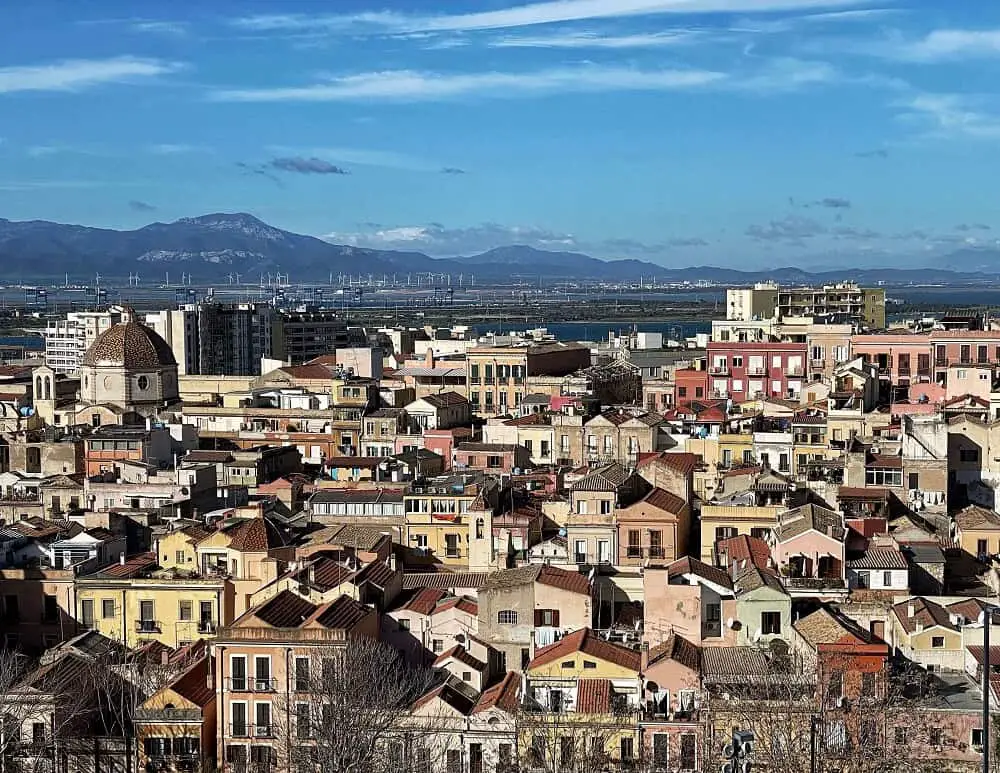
323 221 707 258
269 156 350 175
0 180 123 191
955 223 991 232
131 20 189 36
897 93 1000 140
441 167 467 175
149 143 208 155
235 0 873 35
236 161 284 187
211 65 726 102
0 56 183 94
491 30 701 49
129 199 157 212
873 29 1000 62
815 197 852 208
746 214 827 242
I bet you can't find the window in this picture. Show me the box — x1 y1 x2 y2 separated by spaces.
929 727 943 746
761 611 781 635
973 728 985 749
179 601 192 621
295 657 310 691
231 656 248 691
599 499 611 515
865 467 903 486
620 737 634 761
750 527 769 540
560 737 574 766
561 660 575 669
677 386 687 398
861 671 876 697
828 670 843 701
254 702 272 736
960 448 980 463
653 734 669 767
883 570 893 586
254 656 272 690
497 610 518 625
894 727 907 745
470 364 479 381
574 539 586 564
778 453 789 472
679 734 696 770
101 599 115 619
931 636 945 648
536 609 557 626
80 599 94 627
583 660 597 669
295 703 311 739
432 639 443 653
398 618 410 632
649 530 663 558
231 702 248 736
549 689 564 712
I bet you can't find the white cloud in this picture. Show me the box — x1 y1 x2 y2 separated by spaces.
0 56 182 94
211 65 727 102
131 20 189 36
149 143 209 154
881 29 1000 62
235 0 873 35
324 223 579 254
898 93 1000 139
491 30 701 48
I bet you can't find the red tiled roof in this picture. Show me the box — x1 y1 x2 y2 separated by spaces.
402 587 449 616
536 565 592 596
892 597 956 634
528 628 640 672
252 590 317 627
310 595 373 630
92 552 157 578
837 487 890 500
168 657 214 708
642 487 687 515
715 534 771 569
575 678 612 713
667 556 734 590
433 645 487 671
225 517 285 552
647 633 701 672
471 671 521 714
278 364 335 380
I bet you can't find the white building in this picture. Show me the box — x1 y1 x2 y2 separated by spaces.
43 306 124 374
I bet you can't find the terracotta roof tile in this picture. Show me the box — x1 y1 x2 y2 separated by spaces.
892 597 956 635
528 628 640 672
471 671 520 714
252 590 317 627
847 549 908 570
434 645 487 672
643 488 687 515
715 535 771 569
955 504 1000 530
167 657 214 708
575 678 612 714
667 556 734 590
402 587 450 616
647 633 700 672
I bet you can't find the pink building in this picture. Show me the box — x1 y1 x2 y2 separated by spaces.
454 442 532 473
849 333 931 386
769 503 847 597
705 342 808 402
930 330 1000 383
643 557 738 647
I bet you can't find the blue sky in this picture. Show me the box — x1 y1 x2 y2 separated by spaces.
2 0 1000 268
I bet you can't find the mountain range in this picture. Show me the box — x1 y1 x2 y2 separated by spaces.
0 212 997 284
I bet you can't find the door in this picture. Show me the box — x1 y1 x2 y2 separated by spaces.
139 600 155 631
598 540 611 564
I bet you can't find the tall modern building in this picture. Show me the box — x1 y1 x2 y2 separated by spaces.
272 310 364 364
43 306 125 374
726 281 885 329
145 302 276 376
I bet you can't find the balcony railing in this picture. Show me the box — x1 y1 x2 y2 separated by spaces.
701 621 722 639
786 367 804 377
709 366 730 375
746 367 766 376
136 619 161 633
252 678 277 692
198 620 217 634
253 725 275 739
229 723 249 738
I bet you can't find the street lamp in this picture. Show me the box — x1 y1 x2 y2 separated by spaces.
721 729 754 773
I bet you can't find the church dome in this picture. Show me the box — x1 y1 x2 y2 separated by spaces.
80 321 177 370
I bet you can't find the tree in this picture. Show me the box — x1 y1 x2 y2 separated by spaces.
275 636 438 773
701 644 945 773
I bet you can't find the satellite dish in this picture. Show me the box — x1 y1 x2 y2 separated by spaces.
726 617 735 629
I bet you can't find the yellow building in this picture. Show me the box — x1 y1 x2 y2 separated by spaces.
135 656 217 773
699 504 783 562
76 554 225 648
954 504 1000 559
523 628 642 767
404 475 495 569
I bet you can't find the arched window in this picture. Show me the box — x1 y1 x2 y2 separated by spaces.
475 517 484 540
44 376 51 400
35 376 42 398
497 610 518 625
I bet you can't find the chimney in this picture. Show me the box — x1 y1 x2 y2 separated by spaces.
424 348 435 369
907 603 915 619
119 553 126 565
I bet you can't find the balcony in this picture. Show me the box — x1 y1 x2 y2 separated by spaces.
252 725 275 739
810 359 825 368
709 365 730 375
11 742 53 758
786 367 804 377
135 707 203 722
252 678 277 692
746 367 766 376
136 619 161 633
701 621 723 639
198 620 217 634
229 723 249 738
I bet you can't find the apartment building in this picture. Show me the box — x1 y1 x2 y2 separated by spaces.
705 341 809 402
467 342 590 416
43 307 124 374
849 333 932 387
404 474 498 570
726 282 885 328
212 591 378 772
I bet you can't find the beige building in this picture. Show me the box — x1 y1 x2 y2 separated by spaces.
466 342 590 417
